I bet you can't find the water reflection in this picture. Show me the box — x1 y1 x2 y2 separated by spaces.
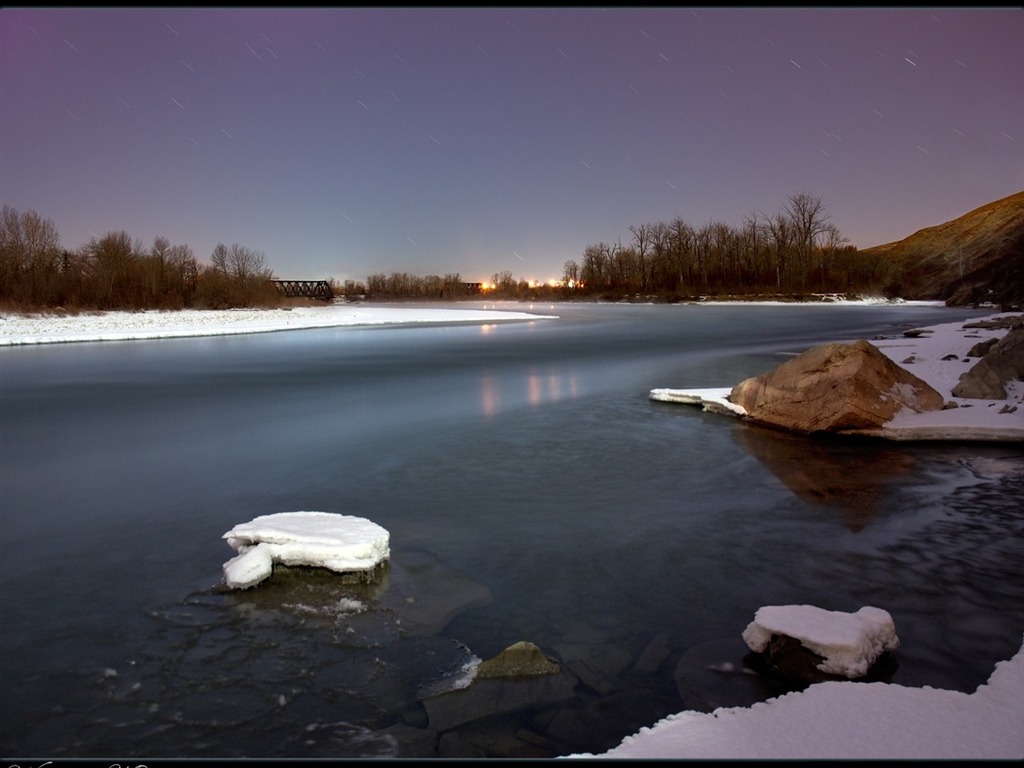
219 550 493 640
480 370 581 416
732 424 917 531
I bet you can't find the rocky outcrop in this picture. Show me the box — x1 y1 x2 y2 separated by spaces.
729 339 946 434
859 190 1024 309
952 325 1024 400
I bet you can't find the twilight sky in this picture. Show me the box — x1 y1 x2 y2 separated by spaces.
2 7 1022 285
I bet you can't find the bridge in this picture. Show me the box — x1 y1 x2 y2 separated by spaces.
272 280 334 301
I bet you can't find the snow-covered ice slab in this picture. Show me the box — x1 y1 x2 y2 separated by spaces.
222 511 390 589
649 387 747 417
742 604 900 679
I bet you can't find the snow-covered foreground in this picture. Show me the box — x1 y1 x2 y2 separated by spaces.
3 302 1022 759
570 632 1024 759
0 303 558 345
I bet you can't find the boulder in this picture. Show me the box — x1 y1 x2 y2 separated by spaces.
729 339 946 434
951 327 1024 400
741 605 900 684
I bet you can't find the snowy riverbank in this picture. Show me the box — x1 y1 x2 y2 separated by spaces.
652 311 1024 442
0 303 557 345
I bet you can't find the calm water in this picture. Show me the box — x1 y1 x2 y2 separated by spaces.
2 301 1022 759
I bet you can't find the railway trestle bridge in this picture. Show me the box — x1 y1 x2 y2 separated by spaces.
272 280 334 301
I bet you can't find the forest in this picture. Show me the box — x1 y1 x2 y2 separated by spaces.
0 193 898 311
0 206 279 311
558 193 894 301
328 193 897 303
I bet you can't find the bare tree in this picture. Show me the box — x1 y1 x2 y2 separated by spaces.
366 272 387 297
0 206 63 304
83 231 144 307
228 243 271 282
441 273 465 298
784 193 832 290
562 259 581 289
668 217 694 291
629 223 655 291
201 242 274 307
580 243 610 291
741 211 768 288
773 213 799 289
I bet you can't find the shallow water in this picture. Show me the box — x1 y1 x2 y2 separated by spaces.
2 302 1022 758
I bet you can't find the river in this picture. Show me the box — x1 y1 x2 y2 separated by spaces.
2 301 1022 758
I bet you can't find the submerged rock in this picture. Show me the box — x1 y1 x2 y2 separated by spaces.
422 666 578 733
476 641 561 679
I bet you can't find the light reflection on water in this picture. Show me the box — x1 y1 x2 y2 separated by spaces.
1 302 1021 758
479 369 581 417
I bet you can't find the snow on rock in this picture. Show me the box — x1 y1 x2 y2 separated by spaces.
650 312 1024 441
222 511 390 589
742 605 899 679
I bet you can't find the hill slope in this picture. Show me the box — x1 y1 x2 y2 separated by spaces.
862 190 1024 309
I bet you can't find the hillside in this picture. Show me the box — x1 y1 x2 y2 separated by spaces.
862 190 1024 309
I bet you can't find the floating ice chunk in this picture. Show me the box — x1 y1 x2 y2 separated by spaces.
223 542 275 590
222 511 390 589
742 604 899 679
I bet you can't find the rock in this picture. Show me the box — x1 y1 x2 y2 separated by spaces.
380 549 493 638
749 634 837 684
951 327 1024 400
221 511 390 589
673 637 796 712
742 634 898 686
741 605 900 684
554 642 632 695
476 641 561 679
729 339 946 434
632 632 671 675
422 668 578 732
967 337 999 358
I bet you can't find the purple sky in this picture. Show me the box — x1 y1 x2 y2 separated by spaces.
2 7 1022 284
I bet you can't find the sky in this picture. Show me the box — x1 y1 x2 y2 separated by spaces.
2 7 1023 286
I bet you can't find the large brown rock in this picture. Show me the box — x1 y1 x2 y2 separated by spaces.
729 339 946 434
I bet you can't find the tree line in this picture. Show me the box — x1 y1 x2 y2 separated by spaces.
2 193 901 312
358 272 475 300
561 193 897 299
0 205 279 311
